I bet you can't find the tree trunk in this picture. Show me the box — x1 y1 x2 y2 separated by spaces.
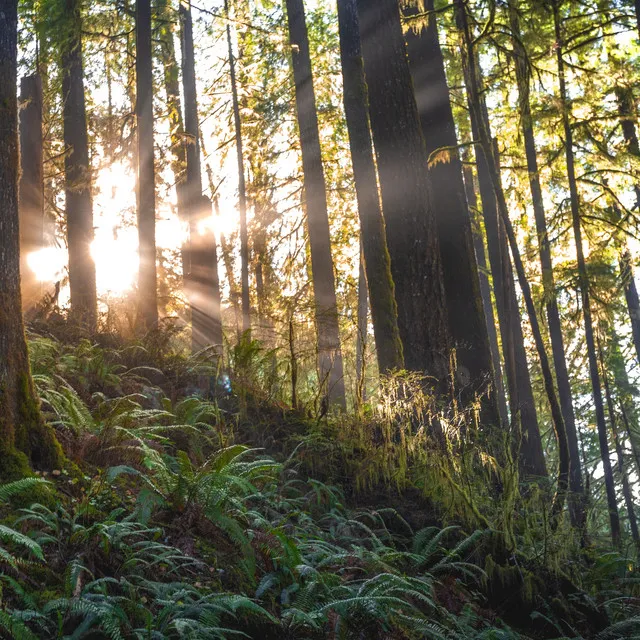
336 0 403 375
615 86 640 368
462 161 509 427
226 0 251 336
356 0 451 386
181 0 223 352
551 0 620 544
284 0 346 408
601 343 639 547
0 0 63 479
458 8 545 479
404 0 498 423
136 0 158 331
508 0 585 527
62 0 97 331
157 0 190 290
459 1 573 519
19 74 45 312
355 245 368 405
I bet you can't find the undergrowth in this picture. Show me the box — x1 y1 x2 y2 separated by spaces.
0 329 637 638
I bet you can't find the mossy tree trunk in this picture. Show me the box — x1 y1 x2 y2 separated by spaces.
336 0 404 375
0 0 63 480
403 0 499 425
356 0 451 385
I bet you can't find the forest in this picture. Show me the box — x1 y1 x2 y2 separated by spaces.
2 0 640 637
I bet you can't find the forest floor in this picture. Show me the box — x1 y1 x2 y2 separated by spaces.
0 324 638 639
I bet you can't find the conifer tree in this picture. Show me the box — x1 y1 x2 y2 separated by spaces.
0 0 62 479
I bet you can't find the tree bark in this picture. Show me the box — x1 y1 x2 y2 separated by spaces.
356 0 451 386
404 0 498 423
551 0 620 544
19 74 45 312
336 0 403 375
462 161 509 427
355 245 368 405
508 0 585 527
284 0 346 408
458 6 545 479
136 0 159 331
0 0 63 479
180 0 223 352
615 86 640 368
62 0 97 331
157 0 190 290
601 343 639 547
225 0 251 336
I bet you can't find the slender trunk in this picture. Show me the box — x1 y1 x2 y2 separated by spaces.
551 0 619 543
0 0 62 479
181 0 223 352
226 0 250 335
404 0 498 423
285 0 346 408
601 344 639 547
508 0 585 527
459 1 572 518
356 0 451 386
136 0 158 331
458 8 545 478
635 0 640 39
355 245 368 404
62 0 97 331
615 87 640 367
336 0 403 374
609 332 640 479
19 74 45 311
462 161 509 427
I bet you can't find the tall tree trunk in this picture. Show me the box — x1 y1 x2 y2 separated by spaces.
508 0 585 527
551 0 620 543
355 0 451 386
284 0 346 408
601 343 639 547
609 331 640 479
458 1 573 518
0 0 62 479
462 161 509 427
157 0 190 290
615 86 640 368
403 0 498 423
355 245 368 405
136 0 158 331
336 0 403 374
458 8 545 478
226 0 251 336
62 0 97 331
19 74 45 311
181 0 223 352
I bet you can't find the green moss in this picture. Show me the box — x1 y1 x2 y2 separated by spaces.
16 373 64 471
0 445 32 482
